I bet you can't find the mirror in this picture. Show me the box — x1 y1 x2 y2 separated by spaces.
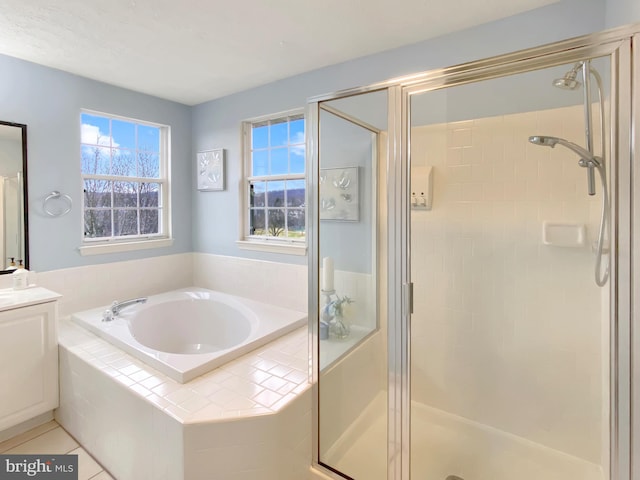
0 121 28 273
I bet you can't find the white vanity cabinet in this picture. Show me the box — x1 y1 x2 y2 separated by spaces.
0 288 61 432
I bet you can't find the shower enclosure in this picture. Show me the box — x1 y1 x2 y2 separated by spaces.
309 25 640 480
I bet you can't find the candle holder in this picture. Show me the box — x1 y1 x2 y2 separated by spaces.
320 289 353 340
320 288 335 323
319 289 335 340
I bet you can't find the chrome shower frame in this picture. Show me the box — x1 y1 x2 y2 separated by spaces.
308 23 640 480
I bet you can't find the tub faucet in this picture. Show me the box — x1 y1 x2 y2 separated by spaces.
102 297 148 322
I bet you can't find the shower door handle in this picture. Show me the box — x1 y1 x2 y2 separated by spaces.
403 282 413 315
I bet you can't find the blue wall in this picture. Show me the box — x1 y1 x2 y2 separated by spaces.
319 110 376 274
3 0 638 272
0 54 192 272
191 0 608 265
606 0 640 27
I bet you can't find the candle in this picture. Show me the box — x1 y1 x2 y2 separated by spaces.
322 257 334 292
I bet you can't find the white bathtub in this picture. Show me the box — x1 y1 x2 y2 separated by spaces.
71 288 307 382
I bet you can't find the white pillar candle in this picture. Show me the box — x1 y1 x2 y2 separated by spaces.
322 257 334 291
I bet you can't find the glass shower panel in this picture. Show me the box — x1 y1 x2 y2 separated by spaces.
408 58 611 480
317 90 387 479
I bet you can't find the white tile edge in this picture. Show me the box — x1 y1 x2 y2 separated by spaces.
236 240 307 256
78 238 174 256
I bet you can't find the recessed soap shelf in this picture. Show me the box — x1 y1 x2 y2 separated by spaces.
542 221 586 248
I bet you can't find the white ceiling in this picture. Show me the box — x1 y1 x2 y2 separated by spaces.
0 0 557 105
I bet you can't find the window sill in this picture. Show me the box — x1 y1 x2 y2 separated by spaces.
236 240 307 256
79 238 174 256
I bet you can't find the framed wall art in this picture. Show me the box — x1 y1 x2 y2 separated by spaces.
319 166 359 221
197 149 225 191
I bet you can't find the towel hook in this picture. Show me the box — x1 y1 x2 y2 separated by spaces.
43 191 72 217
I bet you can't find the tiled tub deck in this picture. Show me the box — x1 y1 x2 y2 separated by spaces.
56 318 312 480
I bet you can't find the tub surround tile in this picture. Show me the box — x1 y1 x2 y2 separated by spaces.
271 393 298 412
128 369 153 383
219 396 258 412
251 358 279 372
114 375 135 387
192 402 228 420
120 364 142 376
99 366 121 378
57 290 312 479
284 369 308 384
146 393 172 410
276 381 298 396
188 380 223 398
192 253 307 313
165 388 196 406
248 368 273 385
260 375 290 392
253 389 286 408
225 361 259 377
209 388 252 408
150 381 181 397
163 404 190 422
221 376 265 399
267 364 294 378
246 406 273 416
96 352 122 364
178 395 211 414
129 383 153 398
139 375 165 390
58 318 311 425
37 253 193 318
107 358 132 370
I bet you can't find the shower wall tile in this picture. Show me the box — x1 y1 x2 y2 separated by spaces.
410 105 606 464
447 123 473 147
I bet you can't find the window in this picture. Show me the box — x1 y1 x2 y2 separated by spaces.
80 111 170 251
240 111 305 253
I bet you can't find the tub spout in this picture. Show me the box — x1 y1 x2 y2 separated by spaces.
102 297 147 322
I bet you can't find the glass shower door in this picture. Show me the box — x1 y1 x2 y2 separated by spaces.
407 58 612 480
315 90 388 480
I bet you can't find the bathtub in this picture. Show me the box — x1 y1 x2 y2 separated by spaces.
71 288 307 382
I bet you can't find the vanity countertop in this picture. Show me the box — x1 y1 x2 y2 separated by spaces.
0 286 62 312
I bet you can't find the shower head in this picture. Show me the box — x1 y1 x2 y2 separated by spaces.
529 135 601 196
528 135 599 164
528 135 559 147
552 62 583 90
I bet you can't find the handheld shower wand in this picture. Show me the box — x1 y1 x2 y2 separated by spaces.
528 135 601 195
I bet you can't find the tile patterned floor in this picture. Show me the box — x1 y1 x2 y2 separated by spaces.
0 420 113 480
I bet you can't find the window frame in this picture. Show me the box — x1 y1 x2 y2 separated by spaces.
237 109 307 256
79 109 172 255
